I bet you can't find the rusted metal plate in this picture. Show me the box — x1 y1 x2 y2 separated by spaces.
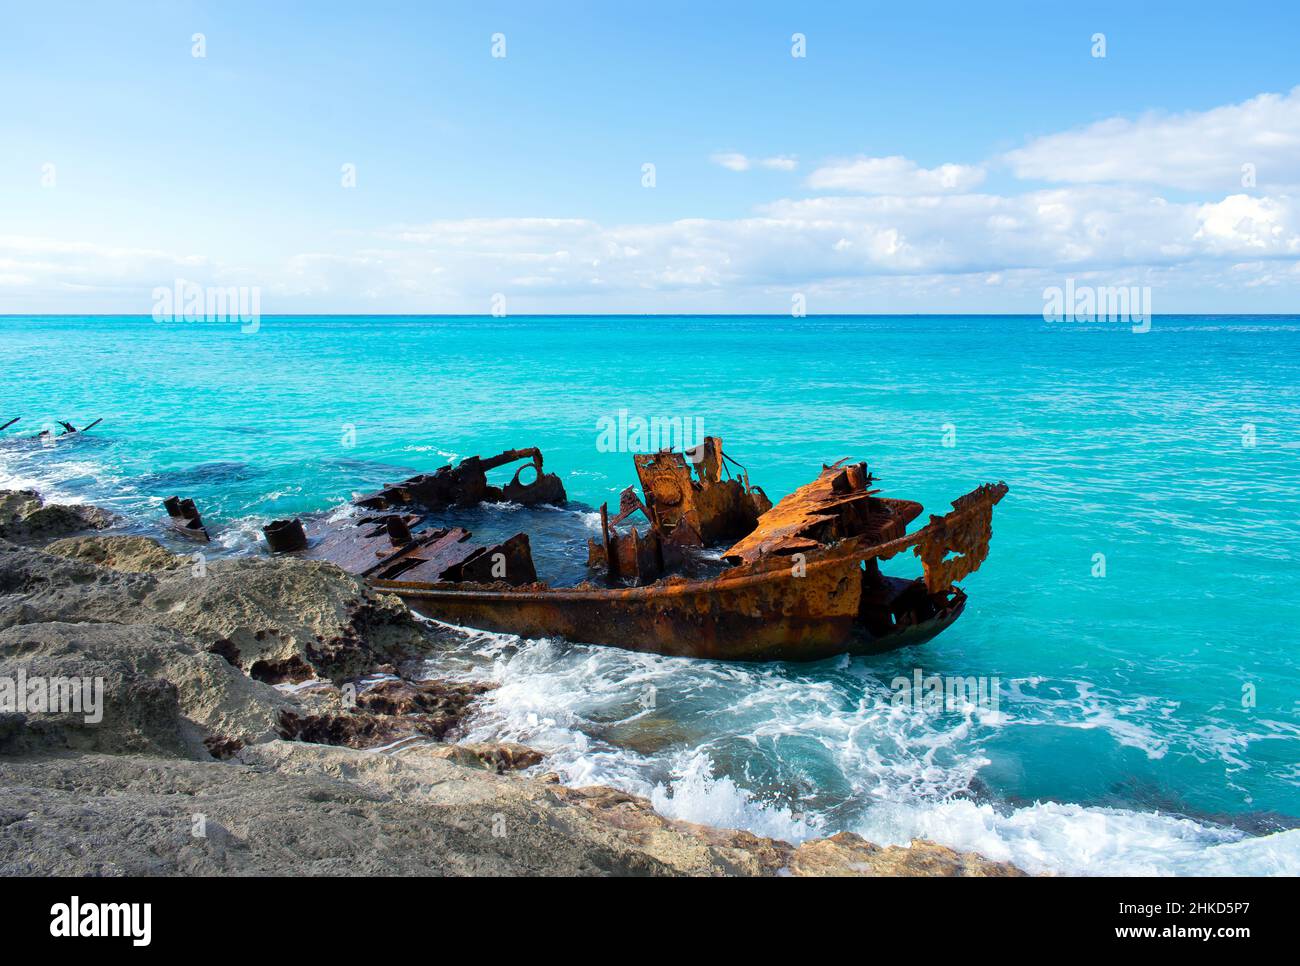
376 545 866 661
162 495 210 542
304 514 540 588
911 482 1009 593
303 514 425 573
631 438 768 550
722 459 917 565
372 527 479 581
455 532 538 585
354 446 566 511
633 451 701 543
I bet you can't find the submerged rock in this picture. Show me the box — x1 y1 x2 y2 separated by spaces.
0 490 113 546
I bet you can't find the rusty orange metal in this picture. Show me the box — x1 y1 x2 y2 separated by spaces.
364 440 1008 661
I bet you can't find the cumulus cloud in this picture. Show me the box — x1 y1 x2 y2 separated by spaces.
711 152 798 172
331 187 1300 300
5 185 1299 312
1193 194 1300 252
4 89 1300 312
1005 86 1300 191
806 155 986 194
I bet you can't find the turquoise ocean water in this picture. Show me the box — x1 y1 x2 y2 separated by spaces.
2 314 1298 875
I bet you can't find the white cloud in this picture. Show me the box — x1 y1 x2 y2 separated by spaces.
4 90 1300 312
711 152 797 172
0 235 214 301
1194 194 1299 252
317 187 1300 301
4 185 1298 312
1005 87 1300 191
806 155 986 194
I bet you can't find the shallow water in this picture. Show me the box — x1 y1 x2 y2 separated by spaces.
2 313 1298 875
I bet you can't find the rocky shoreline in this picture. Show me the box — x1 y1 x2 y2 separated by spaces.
0 489 1026 876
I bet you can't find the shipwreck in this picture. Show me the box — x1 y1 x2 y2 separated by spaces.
247 440 1007 662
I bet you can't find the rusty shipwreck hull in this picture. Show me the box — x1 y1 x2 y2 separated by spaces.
378 560 966 662
280 437 1008 662
376 546 872 661
374 477 1004 661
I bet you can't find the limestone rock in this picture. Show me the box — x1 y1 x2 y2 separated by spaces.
427 741 544 773
0 490 113 545
788 830 1028 877
0 621 293 758
277 708 458 749
0 539 435 683
44 535 185 572
355 677 494 717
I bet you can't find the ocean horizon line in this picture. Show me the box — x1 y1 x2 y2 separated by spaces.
2 312 1298 319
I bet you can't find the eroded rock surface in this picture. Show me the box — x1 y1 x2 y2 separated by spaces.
0 490 113 545
788 830 1027 877
0 536 433 682
0 620 292 758
44 534 185 573
427 741 545 773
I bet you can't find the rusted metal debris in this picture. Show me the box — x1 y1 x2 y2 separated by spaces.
586 437 774 585
299 510 538 586
365 436 1008 661
721 458 917 566
354 447 566 511
287 445 561 586
163 495 210 542
32 418 101 439
263 518 308 553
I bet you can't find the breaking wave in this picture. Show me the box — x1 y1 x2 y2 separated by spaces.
423 625 1300 877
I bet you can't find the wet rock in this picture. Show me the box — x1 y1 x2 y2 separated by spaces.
599 713 692 756
277 709 458 749
247 655 314 684
787 831 1028 877
355 678 494 717
274 677 494 750
0 490 113 546
44 535 185 572
427 741 544 773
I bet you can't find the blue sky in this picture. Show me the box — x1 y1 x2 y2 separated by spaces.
2 1 1299 312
